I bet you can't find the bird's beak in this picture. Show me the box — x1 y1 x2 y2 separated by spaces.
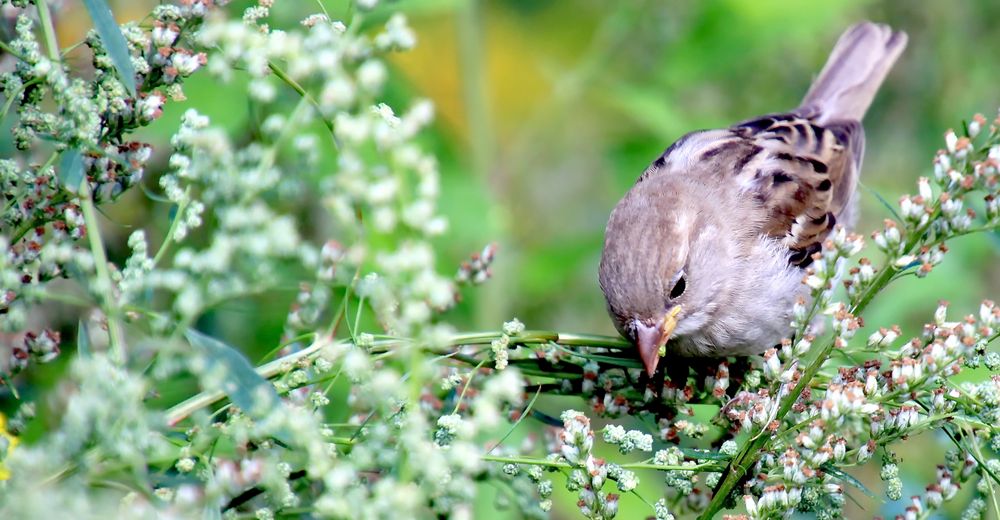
635 305 682 376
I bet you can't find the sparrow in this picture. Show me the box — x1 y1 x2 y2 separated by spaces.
598 22 907 376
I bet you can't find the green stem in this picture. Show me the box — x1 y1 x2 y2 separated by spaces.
480 455 573 470
480 455 722 473
164 330 629 425
151 187 191 268
452 358 487 414
0 39 29 63
0 78 40 122
487 385 542 455
80 179 126 364
34 0 61 63
701 215 940 519
399 345 423 482
166 336 333 425
267 61 337 143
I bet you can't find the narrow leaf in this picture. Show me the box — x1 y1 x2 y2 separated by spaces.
549 342 642 368
486 385 542 455
529 409 563 427
140 183 174 203
821 462 880 501
506 358 582 378
77 320 90 358
677 447 732 461
82 0 137 96
58 148 84 191
859 181 902 222
185 329 281 420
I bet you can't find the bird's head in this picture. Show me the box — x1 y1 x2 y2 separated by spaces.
598 175 719 376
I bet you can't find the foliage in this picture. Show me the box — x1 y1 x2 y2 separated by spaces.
0 1 997 519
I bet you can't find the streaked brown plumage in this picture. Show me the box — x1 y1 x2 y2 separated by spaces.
599 22 908 376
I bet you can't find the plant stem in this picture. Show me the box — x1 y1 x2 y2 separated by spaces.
151 187 190 268
701 217 938 519
164 330 629 425
166 335 334 425
452 358 487 414
79 178 126 364
267 61 337 143
37 0 128 365
0 39 29 62
0 78 40 121
34 0 61 63
480 455 723 473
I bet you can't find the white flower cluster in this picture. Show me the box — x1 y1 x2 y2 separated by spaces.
602 424 653 454
486 318 526 370
557 410 621 519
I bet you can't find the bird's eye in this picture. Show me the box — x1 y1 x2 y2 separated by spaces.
669 274 687 299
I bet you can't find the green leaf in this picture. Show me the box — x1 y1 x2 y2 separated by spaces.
77 320 90 358
676 447 732 461
548 342 642 368
185 329 281 420
140 183 174 203
529 409 563 427
58 148 84 191
860 181 902 222
821 462 880 501
82 0 137 96
506 358 582 379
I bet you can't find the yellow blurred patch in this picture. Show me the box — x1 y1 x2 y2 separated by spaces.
0 412 18 480
388 6 555 144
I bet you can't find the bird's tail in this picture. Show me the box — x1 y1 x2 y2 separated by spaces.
799 22 907 124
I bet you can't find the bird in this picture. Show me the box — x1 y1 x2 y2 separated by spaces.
598 22 907 377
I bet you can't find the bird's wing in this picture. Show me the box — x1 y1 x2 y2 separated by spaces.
639 22 905 267
643 115 861 266
729 112 863 265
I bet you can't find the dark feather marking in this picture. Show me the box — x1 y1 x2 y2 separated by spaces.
638 134 693 183
809 159 829 173
661 133 692 156
733 145 763 174
774 207 796 219
738 117 774 132
817 179 832 191
826 212 837 229
810 124 827 153
829 126 851 145
772 172 793 185
789 242 823 268
788 248 808 266
774 151 828 174
699 140 742 161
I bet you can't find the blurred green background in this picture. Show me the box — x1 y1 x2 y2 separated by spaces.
5 0 1000 517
